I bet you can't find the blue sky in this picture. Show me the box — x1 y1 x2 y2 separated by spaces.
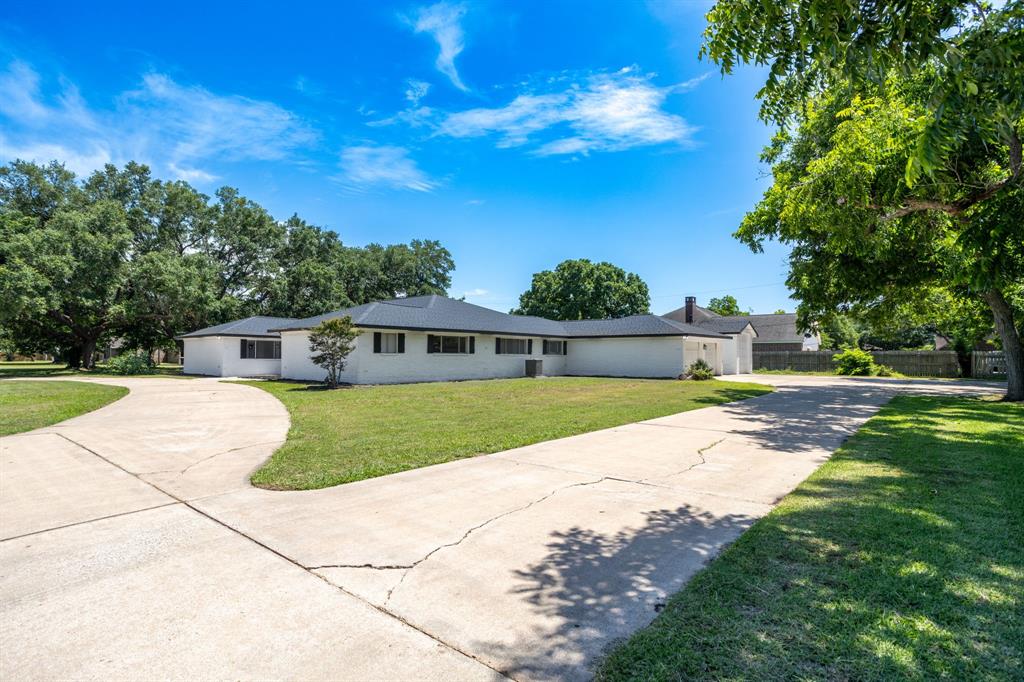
0 1 795 314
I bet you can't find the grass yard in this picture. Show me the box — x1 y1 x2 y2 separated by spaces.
597 395 1024 681
0 380 128 436
0 361 187 378
243 376 772 490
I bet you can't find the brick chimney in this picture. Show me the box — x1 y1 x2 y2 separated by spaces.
685 296 696 323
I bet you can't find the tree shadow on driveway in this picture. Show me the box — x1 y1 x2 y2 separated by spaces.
479 505 756 680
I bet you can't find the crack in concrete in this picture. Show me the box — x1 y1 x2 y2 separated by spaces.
46 430 511 681
635 437 722 488
177 440 284 475
0 501 181 543
311 475 621 607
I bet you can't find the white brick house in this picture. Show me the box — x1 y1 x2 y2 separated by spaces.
179 295 756 382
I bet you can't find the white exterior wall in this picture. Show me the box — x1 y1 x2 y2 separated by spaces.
352 332 568 384
721 336 739 375
183 337 224 376
221 338 283 377
565 337 687 378
738 330 754 373
279 328 729 383
280 330 568 384
183 337 282 377
280 330 359 382
683 339 727 376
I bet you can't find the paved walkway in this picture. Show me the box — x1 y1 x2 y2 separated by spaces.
0 375 999 680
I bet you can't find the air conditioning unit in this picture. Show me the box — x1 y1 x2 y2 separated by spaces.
525 359 543 377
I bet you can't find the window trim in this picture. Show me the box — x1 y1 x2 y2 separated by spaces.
373 331 405 354
496 337 533 355
542 339 567 356
427 334 474 355
239 338 281 360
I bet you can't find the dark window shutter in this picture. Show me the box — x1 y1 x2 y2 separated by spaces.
495 338 502 354
528 339 533 355
240 339 246 358
398 333 405 353
427 334 435 353
373 332 382 353
469 336 475 353
563 341 568 355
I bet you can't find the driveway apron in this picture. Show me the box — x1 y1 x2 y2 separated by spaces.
0 374 998 680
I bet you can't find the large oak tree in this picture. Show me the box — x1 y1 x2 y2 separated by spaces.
513 259 650 320
0 160 456 368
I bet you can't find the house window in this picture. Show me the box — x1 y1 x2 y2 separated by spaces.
373 332 405 354
427 334 474 354
240 339 280 359
496 338 532 355
542 340 566 355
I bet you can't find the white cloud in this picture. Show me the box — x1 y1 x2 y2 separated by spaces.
365 78 435 128
339 144 436 192
0 60 317 181
0 61 51 124
439 68 701 156
462 288 489 297
408 2 469 91
366 105 435 129
405 78 431 105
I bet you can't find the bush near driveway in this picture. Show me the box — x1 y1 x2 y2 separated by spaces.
597 395 1024 681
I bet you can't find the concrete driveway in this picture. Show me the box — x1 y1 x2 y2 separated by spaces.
0 375 999 680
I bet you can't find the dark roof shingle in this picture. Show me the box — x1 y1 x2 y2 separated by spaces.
268 295 727 339
177 316 297 339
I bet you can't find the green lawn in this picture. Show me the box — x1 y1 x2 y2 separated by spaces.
0 361 187 378
597 395 1024 681
243 377 772 490
0 380 129 436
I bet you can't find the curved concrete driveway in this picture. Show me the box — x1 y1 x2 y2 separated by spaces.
0 375 1001 680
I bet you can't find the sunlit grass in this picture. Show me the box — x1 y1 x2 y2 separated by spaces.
241 376 772 490
0 380 128 436
598 395 1023 681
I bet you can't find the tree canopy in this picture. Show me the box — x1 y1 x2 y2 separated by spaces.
706 295 750 317
704 0 1024 399
0 160 455 368
512 259 650 320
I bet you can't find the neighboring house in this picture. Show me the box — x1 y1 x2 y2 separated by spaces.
178 295 757 382
177 316 297 377
664 296 820 352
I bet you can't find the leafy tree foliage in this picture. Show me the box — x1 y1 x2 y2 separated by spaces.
512 259 650 320
703 1 1024 399
817 313 862 351
706 295 750 316
773 309 787 315
308 316 359 388
0 160 455 368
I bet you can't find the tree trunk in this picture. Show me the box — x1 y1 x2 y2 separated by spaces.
983 289 1024 401
80 337 98 370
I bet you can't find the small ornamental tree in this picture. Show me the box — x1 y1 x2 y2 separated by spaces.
308 316 358 388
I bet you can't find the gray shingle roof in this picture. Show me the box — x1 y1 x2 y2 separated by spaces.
268 295 727 339
177 316 298 339
561 315 725 338
713 313 805 343
695 317 758 335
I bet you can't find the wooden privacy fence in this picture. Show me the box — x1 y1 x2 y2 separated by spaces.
972 351 1007 379
752 350 961 377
